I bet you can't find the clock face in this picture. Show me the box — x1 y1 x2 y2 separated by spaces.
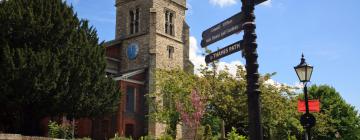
127 43 139 60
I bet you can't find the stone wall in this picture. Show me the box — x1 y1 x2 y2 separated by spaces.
153 0 186 43
115 0 152 39
155 34 184 69
152 0 187 70
0 134 54 140
113 0 190 139
119 34 150 73
115 0 189 72
148 0 188 138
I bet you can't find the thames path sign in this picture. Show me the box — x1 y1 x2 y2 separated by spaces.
201 0 267 139
201 0 267 48
205 40 243 63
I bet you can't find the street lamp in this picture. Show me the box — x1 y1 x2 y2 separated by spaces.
294 54 313 83
294 54 315 140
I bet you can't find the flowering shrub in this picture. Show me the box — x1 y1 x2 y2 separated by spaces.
176 89 204 128
176 89 205 139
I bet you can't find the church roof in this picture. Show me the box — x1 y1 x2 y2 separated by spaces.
113 68 147 85
172 0 186 8
103 39 122 48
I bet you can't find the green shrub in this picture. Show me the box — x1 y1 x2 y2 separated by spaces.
158 134 173 140
210 134 222 140
227 127 247 140
203 124 212 140
48 121 71 139
110 133 132 140
139 135 156 140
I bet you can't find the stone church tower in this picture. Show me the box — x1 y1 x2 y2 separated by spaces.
96 0 193 139
113 0 191 72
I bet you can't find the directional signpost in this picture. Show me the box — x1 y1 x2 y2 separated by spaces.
201 0 267 139
201 0 267 48
205 40 242 63
201 13 243 47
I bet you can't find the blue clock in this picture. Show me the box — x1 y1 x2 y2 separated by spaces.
127 43 139 60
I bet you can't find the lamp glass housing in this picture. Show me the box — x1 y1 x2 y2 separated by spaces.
295 65 313 82
294 55 313 83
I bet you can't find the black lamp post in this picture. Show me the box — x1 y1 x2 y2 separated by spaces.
294 54 315 140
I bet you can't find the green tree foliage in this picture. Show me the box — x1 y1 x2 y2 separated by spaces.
149 69 199 138
227 127 247 140
306 85 360 139
150 65 302 139
203 124 213 140
0 0 120 135
48 121 71 139
199 64 302 139
110 133 133 140
151 65 360 139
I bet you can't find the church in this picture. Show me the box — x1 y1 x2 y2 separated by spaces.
76 0 193 139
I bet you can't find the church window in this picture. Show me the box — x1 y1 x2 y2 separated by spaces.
126 86 136 112
167 46 174 59
165 10 175 36
129 8 140 34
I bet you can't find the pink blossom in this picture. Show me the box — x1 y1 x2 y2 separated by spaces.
175 89 205 129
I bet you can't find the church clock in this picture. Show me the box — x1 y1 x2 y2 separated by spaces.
127 43 139 60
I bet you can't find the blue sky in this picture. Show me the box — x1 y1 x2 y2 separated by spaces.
66 0 360 111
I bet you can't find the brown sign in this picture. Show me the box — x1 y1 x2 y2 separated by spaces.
205 40 243 63
201 0 267 48
201 14 243 48
202 12 242 39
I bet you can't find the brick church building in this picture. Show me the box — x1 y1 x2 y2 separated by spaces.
75 0 193 139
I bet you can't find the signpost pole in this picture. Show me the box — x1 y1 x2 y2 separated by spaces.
241 0 263 139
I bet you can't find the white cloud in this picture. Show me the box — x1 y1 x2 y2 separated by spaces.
260 0 272 7
264 78 285 89
189 36 243 76
189 36 206 75
209 0 237 7
264 78 278 86
294 82 304 89
217 61 242 76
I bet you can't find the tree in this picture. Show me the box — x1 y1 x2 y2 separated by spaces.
151 64 360 139
176 89 205 139
306 85 360 139
0 0 120 135
199 64 302 139
149 69 200 138
150 64 302 139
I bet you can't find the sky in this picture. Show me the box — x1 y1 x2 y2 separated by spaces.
65 0 360 111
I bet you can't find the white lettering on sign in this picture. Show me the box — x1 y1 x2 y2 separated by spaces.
205 41 242 63
222 19 233 27
211 43 241 59
210 24 222 33
205 24 240 44
209 19 234 34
